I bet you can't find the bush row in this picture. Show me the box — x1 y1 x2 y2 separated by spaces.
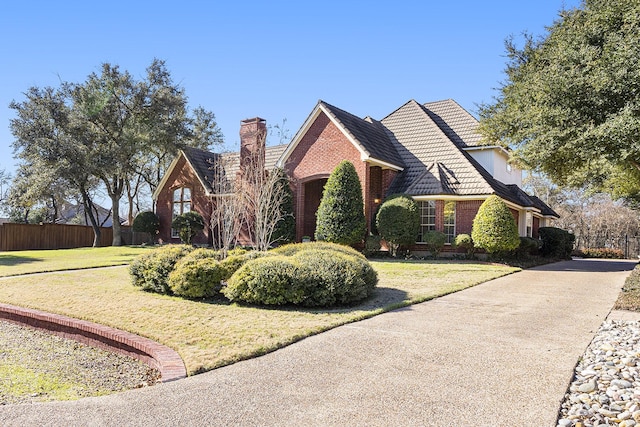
573 248 625 259
129 242 378 307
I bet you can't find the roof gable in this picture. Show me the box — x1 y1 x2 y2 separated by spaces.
276 101 404 170
422 99 483 148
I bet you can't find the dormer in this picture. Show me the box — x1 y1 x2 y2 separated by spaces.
464 145 522 186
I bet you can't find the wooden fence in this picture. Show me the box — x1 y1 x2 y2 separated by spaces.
0 223 147 251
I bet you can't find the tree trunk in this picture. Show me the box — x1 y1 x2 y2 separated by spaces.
80 189 101 247
111 192 123 246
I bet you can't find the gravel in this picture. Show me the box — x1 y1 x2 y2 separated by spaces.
0 320 159 405
558 320 640 426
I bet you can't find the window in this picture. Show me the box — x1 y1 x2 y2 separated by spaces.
443 201 456 244
418 201 436 243
526 212 533 238
171 188 191 238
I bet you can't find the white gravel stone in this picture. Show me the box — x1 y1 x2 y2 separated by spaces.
558 320 640 426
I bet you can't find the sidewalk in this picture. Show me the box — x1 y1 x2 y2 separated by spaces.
0 258 635 426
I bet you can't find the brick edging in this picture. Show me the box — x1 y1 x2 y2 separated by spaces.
0 302 186 383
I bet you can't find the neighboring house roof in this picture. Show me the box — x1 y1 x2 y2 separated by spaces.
56 201 123 227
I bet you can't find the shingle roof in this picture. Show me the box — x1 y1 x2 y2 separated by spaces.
182 144 288 194
381 100 497 197
422 99 483 148
319 101 404 168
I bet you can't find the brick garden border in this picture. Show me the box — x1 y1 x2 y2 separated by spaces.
0 302 186 382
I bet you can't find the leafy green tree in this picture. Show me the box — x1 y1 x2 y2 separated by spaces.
375 194 419 257
10 86 104 244
132 211 161 244
478 1 640 198
270 168 295 245
171 211 205 244
471 195 520 254
315 161 366 245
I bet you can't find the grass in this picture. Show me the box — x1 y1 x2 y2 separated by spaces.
614 264 640 311
0 246 154 277
0 254 518 375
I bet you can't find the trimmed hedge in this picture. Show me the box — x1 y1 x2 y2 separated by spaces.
574 248 625 259
223 243 377 307
539 227 575 259
129 245 194 294
455 234 475 257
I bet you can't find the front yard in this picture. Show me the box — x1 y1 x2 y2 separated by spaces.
0 248 519 375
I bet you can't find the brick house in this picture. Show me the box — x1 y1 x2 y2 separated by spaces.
153 99 557 247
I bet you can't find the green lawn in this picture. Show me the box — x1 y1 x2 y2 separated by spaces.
0 252 518 375
0 246 154 277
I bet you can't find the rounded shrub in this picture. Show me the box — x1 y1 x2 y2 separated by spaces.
423 230 447 258
455 233 475 257
219 251 269 280
181 247 221 262
271 241 366 259
376 194 420 257
171 211 205 244
132 211 160 243
223 256 303 305
315 160 366 245
168 258 226 298
471 195 520 254
129 245 194 294
223 243 378 307
363 234 382 257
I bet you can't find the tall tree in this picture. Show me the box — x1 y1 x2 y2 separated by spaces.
10 86 103 244
478 0 640 196
70 59 191 245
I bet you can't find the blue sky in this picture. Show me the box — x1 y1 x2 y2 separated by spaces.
0 0 581 174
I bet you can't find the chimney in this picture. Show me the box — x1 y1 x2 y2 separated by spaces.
239 117 267 174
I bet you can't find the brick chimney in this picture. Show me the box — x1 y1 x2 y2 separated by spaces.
239 117 267 174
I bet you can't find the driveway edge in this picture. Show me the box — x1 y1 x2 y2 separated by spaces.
0 302 186 382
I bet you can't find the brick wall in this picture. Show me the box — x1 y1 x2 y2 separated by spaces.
456 200 483 235
156 155 212 245
284 112 370 240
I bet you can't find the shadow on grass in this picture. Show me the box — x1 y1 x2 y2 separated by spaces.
0 255 43 267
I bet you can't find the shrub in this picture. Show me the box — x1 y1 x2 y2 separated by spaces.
577 247 625 259
455 234 475 257
168 258 226 298
423 231 447 258
375 194 420 257
271 241 366 259
219 251 269 280
129 245 194 294
181 247 221 262
363 234 382 257
171 211 205 244
223 243 377 307
223 256 303 305
539 227 575 259
471 196 520 254
132 211 160 244
516 237 541 257
315 160 366 245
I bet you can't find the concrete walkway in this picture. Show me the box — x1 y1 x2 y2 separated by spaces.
0 258 636 426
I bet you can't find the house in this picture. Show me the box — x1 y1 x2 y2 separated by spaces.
153 99 558 247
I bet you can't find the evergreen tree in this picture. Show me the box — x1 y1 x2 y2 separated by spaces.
315 161 366 245
375 194 419 257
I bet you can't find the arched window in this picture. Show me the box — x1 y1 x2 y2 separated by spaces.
171 188 191 238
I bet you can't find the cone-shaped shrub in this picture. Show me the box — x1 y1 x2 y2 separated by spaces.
315 160 366 245
471 195 520 254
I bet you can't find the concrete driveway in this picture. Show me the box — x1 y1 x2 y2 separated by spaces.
0 258 635 426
